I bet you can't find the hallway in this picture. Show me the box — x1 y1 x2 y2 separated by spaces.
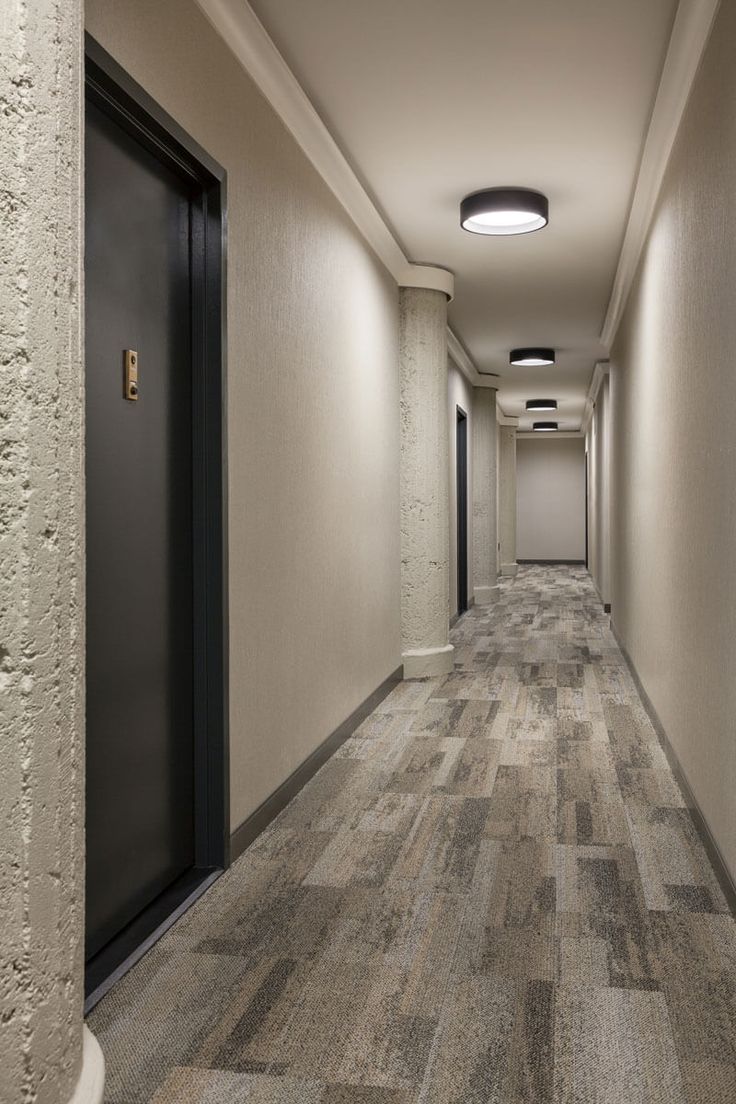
89 567 736 1103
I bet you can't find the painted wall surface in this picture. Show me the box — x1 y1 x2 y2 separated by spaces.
0 1 87 1100
516 437 586 561
610 0 736 880
587 376 611 605
448 359 473 617
85 0 401 831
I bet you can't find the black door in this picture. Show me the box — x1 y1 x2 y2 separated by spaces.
84 44 227 998
457 408 468 614
85 96 195 960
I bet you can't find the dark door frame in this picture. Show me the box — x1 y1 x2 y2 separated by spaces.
84 36 229 1009
456 406 469 615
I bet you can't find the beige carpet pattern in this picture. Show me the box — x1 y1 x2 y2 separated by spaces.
89 566 736 1103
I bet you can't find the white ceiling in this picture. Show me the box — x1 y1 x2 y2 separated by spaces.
248 0 678 430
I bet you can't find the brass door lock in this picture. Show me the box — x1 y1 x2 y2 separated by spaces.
124 349 139 401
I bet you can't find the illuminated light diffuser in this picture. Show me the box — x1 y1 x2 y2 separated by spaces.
526 399 557 411
511 348 555 366
461 188 549 236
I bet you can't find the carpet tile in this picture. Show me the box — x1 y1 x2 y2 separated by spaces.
89 566 736 1103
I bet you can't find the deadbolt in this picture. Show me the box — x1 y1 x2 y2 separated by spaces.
124 349 139 401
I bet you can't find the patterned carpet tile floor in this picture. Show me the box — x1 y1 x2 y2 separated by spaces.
89 566 736 1103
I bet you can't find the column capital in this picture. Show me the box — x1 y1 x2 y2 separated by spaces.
399 264 454 301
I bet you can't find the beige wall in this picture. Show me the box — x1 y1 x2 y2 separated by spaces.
85 0 402 831
610 0 736 881
516 437 586 561
448 359 473 616
587 375 611 604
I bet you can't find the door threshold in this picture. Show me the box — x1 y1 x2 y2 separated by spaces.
84 866 222 1013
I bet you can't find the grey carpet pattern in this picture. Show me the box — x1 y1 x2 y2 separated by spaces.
89 566 736 1103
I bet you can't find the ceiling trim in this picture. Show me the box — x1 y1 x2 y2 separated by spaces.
194 0 456 305
600 0 720 349
448 330 498 389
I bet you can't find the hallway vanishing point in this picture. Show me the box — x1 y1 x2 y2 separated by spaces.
90 567 736 1104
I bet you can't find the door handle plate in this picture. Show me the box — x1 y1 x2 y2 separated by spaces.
124 349 139 401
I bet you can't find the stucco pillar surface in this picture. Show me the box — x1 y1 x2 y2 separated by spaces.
0 3 103 1102
472 388 499 603
399 287 454 678
498 424 519 576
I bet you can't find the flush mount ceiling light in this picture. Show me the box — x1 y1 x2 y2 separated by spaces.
533 421 558 432
526 399 558 412
510 348 556 367
460 187 549 236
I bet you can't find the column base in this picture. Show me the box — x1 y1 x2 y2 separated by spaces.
500 562 518 577
402 644 455 679
68 1027 105 1104
473 584 500 605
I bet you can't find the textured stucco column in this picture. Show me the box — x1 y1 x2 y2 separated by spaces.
1 5 104 1104
498 424 519 576
399 287 454 678
472 388 500 604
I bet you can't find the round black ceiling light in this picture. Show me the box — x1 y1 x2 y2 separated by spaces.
460 188 549 236
510 348 556 366
533 421 558 432
526 399 558 411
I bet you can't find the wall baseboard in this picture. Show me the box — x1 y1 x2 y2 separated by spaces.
611 621 736 917
230 665 403 862
517 559 586 566
603 602 611 613
450 597 475 628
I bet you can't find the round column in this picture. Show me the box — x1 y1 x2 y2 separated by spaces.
399 286 454 678
472 387 500 603
1 3 104 1103
498 423 519 576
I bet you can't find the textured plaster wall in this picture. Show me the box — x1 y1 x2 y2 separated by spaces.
399 287 450 658
448 359 473 617
497 425 517 573
0 1 85 1101
85 0 401 831
610 0 736 881
471 388 498 603
516 437 586 562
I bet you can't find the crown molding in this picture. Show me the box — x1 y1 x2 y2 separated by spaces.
194 0 456 302
601 0 720 349
447 329 498 388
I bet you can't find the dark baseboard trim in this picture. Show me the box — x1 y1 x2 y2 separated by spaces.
230 665 403 863
84 866 221 1012
603 603 611 613
450 597 475 628
611 620 736 917
517 559 586 566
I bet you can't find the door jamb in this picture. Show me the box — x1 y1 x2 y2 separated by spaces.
456 405 468 616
